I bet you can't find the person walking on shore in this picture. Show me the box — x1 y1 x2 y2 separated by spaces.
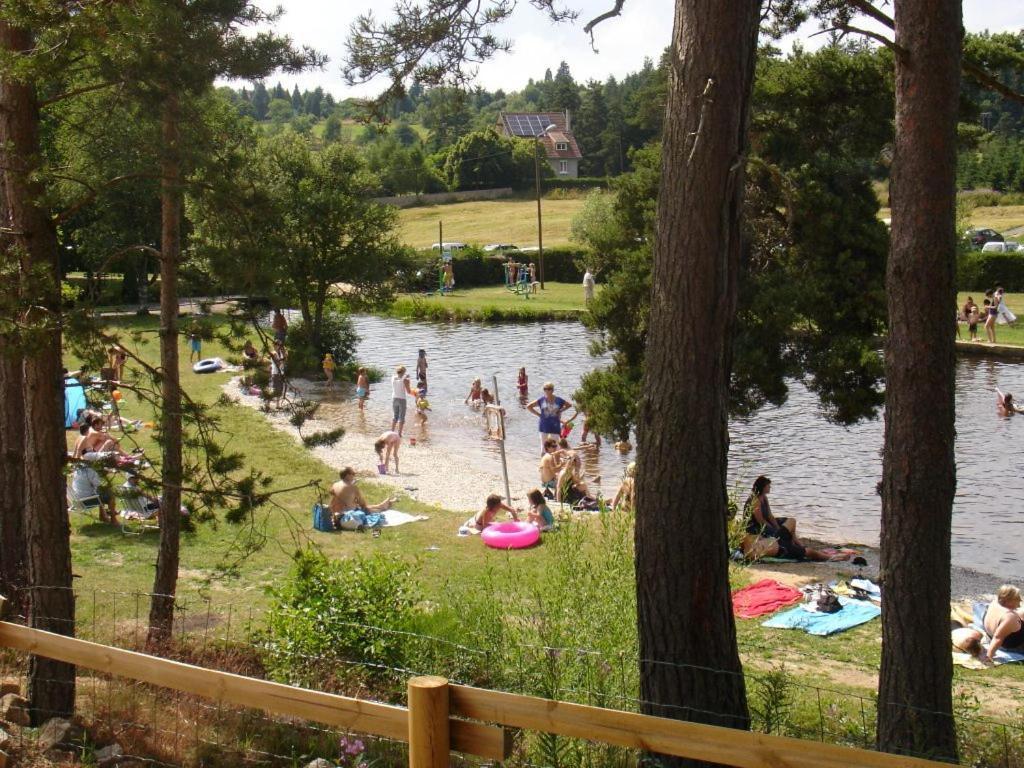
416 349 428 390
391 365 416 436
356 367 369 411
528 382 572 453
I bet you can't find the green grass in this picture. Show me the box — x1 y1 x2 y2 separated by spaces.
63 312 1024 726
397 196 586 249
390 281 593 321
957 291 1024 346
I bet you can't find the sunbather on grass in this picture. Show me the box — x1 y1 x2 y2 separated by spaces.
741 475 840 562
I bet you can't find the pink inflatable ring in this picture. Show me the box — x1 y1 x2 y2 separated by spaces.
481 521 540 550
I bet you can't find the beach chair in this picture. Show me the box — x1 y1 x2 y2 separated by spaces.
67 483 102 519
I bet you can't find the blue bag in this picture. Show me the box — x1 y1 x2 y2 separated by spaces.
312 503 334 532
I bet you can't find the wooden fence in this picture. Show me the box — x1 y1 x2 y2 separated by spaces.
0 620 952 768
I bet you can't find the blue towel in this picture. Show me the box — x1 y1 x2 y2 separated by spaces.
762 597 881 636
970 602 1024 665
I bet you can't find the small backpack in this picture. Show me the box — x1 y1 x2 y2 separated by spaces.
312 502 334 532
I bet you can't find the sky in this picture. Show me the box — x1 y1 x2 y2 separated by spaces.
251 0 1023 98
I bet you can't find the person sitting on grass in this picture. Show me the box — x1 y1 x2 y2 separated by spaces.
555 452 598 510
468 493 520 532
242 339 259 362
374 430 402 474
70 461 118 524
741 475 841 562
612 462 636 512
73 415 132 460
538 437 566 498
526 488 556 531
982 584 1024 662
328 466 396 525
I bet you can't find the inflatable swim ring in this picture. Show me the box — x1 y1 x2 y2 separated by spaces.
192 358 223 374
481 521 540 550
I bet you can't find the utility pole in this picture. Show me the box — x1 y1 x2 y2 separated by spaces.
534 123 555 290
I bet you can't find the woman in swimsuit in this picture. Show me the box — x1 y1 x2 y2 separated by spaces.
982 584 1024 662
741 476 834 561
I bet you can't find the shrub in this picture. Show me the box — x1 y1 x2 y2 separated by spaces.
260 550 420 688
542 176 612 192
534 246 588 283
285 309 360 377
958 251 1024 292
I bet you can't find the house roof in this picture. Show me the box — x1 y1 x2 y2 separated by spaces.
498 111 583 160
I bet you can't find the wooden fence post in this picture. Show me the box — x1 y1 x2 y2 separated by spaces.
408 676 450 768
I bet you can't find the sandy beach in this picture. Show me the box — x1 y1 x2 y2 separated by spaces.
224 377 533 513
224 376 1007 602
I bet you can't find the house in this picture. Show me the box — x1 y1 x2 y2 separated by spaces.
497 110 582 179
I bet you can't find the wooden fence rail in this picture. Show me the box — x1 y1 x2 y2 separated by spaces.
0 620 953 768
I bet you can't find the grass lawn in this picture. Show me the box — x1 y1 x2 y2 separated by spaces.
60 312 1023 730
396 281 592 315
957 291 1024 346
397 196 586 249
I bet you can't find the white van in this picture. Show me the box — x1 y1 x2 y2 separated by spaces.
431 241 467 251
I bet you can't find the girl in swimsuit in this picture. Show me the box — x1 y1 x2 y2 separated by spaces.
741 476 837 562
982 584 1024 662
517 367 528 398
465 377 482 404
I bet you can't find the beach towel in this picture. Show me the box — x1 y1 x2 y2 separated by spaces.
969 602 1024 665
381 511 428 527
762 597 881 636
732 579 802 619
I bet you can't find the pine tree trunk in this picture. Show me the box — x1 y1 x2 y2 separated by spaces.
633 0 760 759
148 92 183 647
877 0 961 759
0 20 76 724
0 351 26 605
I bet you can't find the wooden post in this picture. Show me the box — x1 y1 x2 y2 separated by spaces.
408 675 450 768
492 377 512 504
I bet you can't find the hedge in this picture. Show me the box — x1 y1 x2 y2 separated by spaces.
542 176 611 192
958 250 1024 291
403 245 590 289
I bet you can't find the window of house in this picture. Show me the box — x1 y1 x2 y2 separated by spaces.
556 141 568 151
559 160 568 174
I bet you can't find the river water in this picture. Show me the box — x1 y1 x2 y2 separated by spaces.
315 315 1022 579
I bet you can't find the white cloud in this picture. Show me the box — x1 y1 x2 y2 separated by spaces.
244 0 1022 97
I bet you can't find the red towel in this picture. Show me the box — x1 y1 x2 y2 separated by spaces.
732 579 802 619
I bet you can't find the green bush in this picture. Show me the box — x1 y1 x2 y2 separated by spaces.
260 550 419 689
543 176 612 192
285 309 360 377
958 251 1024 292
535 246 588 283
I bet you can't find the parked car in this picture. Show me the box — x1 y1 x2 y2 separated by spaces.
483 243 520 253
431 241 467 252
981 240 1021 253
966 228 1004 248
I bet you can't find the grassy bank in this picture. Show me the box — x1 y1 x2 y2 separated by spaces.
57 313 1023 758
389 281 592 321
958 290 1024 346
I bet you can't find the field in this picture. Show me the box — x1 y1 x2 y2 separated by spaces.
397 196 587 249
391 281 593 321
407 196 1024 251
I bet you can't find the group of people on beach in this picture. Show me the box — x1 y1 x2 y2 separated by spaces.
952 584 1024 663
960 288 1016 343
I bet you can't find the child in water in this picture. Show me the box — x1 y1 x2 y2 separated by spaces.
517 367 528 398
416 379 431 418
465 377 483 404
526 488 556 531
356 367 369 411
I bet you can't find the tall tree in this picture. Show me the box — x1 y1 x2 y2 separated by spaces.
633 0 762 743
92 0 318 646
252 81 269 120
877 0 961 757
0 19 76 723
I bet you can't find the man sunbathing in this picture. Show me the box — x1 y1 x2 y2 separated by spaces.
328 467 396 525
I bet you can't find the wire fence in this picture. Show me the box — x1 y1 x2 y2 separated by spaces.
2 585 1023 768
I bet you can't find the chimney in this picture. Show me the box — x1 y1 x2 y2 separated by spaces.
565 109 571 132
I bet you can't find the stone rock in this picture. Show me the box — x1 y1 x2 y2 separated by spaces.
304 759 336 768
0 695 29 727
44 747 77 763
95 743 123 766
37 717 85 752
0 685 19 697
